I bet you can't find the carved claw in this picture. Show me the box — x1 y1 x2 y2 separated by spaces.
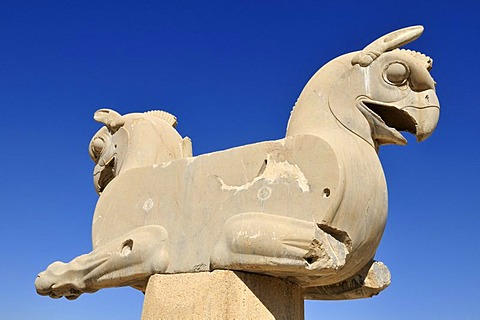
35 262 90 300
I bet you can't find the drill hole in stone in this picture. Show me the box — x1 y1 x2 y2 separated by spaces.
121 239 133 256
323 188 331 198
305 256 317 265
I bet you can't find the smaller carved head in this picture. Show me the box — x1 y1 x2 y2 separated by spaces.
89 109 191 194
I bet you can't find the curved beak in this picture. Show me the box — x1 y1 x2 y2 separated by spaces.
93 156 116 195
356 88 440 147
93 165 102 194
400 90 440 142
402 106 439 142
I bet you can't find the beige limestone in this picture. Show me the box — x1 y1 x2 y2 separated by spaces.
141 270 304 320
35 25 440 302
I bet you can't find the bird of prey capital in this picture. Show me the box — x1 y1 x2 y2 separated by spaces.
35 26 439 301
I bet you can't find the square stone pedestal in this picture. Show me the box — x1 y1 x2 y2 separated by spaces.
141 270 304 319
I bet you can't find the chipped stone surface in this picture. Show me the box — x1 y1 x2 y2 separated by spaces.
35 26 438 302
217 155 310 193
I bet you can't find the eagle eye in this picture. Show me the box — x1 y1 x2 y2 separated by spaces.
92 138 105 153
384 62 409 86
89 136 107 161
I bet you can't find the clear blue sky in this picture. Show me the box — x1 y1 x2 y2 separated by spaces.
1 1 478 319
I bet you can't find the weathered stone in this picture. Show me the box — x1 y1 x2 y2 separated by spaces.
35 26 439 303
141 270 304 320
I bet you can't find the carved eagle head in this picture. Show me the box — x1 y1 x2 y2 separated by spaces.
330 26 440 150
88 109 188 194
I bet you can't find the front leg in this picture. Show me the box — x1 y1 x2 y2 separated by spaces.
211 212 351 276
35 225 169 300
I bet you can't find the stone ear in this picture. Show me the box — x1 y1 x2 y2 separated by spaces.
94 109 125 132
381 25 424 50
352 26 424 67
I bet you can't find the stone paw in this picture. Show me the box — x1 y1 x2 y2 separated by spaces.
34 261 86 300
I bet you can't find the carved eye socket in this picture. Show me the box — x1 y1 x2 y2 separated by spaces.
89 137 106 161
384 62 409 86
92 138 105 153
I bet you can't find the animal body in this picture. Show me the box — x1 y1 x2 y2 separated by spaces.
35 26 439 301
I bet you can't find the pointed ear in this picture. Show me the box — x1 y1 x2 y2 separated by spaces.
94 109 125 131
352 26 424 67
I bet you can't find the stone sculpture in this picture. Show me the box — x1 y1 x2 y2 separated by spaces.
35 26 439 301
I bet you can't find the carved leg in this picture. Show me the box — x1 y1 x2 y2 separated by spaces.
303 260 391 300
211 212 350 276
35 225 169 300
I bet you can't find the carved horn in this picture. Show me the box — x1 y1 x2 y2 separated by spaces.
94 109 125 131
352 26 424 67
